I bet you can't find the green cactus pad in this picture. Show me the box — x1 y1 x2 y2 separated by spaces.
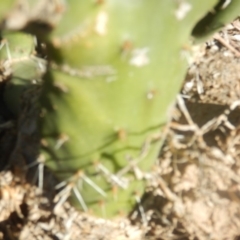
39 0 220 218
192 0 240 42
0 0 15 24
0 32 45 116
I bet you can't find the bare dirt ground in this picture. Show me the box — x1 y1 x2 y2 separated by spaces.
1 19 240 240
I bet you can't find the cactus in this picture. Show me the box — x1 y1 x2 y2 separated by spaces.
1 0 240 218
0 32 45 117
192 0 240 42
0 0 15 23
0 31 46 174
38 0 219 217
